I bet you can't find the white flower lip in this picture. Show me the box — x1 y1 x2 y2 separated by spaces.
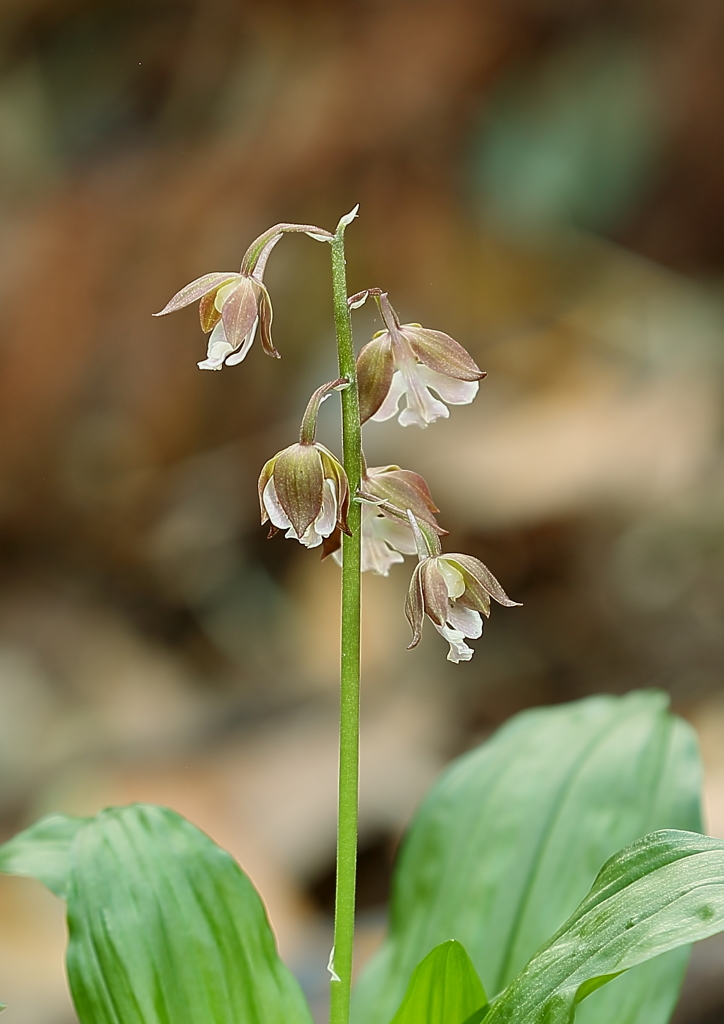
263 477 338 549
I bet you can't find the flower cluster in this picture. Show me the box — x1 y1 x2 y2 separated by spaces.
155 212 518 662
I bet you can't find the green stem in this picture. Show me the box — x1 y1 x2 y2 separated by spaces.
329 215 362 1024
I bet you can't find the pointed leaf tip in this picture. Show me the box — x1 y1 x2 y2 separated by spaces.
389 941 487 1024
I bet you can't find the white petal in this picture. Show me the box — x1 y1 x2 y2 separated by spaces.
296 478 338 549
396 360 450 427
198 320 235 370
398 398 448 427
315 478 338 537
447 603 483 639
370 515 417 555
263 478 292 530
371 371 406 422
224 317 258 365
434 622 474 663
438 559 465 600
416 365 479 405
361 523 405 576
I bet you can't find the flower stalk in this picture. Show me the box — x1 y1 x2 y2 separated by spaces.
329 207 362 1024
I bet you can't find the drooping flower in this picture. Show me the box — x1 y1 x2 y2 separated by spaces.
350 290 486 427
258 379 350 549
405 514 520 662
325 464 445 576
153 222 332 370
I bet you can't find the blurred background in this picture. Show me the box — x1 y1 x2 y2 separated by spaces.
0 0 723 1021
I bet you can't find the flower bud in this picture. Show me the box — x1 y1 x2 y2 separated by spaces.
153 222 332 370
350 290 486 427
405 515 520 662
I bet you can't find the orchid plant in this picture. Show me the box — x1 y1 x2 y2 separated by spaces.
1 209 724 1024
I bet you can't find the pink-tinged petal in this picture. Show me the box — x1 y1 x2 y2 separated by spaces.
405 563 425 648
198 321 234 370
257 283 279 358
416 365 480 406
153 272 240 316
420 558 451 627
366 466 440 520
221 278 259 352
447 603 483 639
224 318 258 366
434 622 474 663
446 553 521 608
371 371 407 423
357 333 394 423
403 326 485 381
273 444 324 538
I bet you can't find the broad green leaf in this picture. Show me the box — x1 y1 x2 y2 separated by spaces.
0 812 88 897
1 803 312 1024
353 692 702 1024
65 804 312 1024
389 941 487 1024
485 829 724 1024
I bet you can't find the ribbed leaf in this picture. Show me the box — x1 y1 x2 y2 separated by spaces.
353 692 702 1024
0 804 312 1024
0 812 87 897
389 941 487 1024
485 830 724 1024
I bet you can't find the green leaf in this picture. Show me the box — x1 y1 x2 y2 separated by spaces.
353 692 702 1024
1 804 312 1024
0 812 88 897
389 941 487 1024
485 829 724 1024
65 804 312 1024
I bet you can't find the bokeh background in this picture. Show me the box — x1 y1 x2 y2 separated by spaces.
1 0 724 1021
